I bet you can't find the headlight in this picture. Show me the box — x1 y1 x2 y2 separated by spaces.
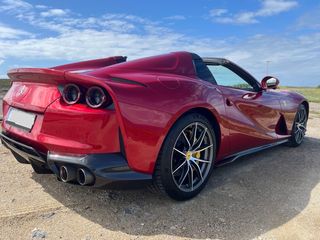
86 86 110 108
62 84 81 105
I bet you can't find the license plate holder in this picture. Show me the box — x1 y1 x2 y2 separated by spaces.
6 108 37 132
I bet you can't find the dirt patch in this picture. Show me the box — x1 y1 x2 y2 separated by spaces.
0 104 319 240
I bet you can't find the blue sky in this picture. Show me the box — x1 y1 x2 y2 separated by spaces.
0 0 319 86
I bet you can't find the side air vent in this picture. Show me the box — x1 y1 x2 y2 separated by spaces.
110 77 147 87
275 115 288 135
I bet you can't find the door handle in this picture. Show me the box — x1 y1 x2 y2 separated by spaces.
242 92 261 100
226 98 233 106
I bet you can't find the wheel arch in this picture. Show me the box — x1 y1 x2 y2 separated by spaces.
178 107 221 154
153 106 222 175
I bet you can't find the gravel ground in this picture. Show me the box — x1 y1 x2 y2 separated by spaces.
0 102 319 240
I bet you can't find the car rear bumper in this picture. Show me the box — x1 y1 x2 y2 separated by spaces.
1 99 121 155
0 132 152 188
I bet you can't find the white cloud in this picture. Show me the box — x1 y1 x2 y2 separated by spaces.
210 9 228 17
1 27 319 86
0 0 319 86
40 9 68 17
296 7 320 30
257 0 298 16
1 19 319 85
224 50 253 62
35 5 47 9
164 15 186 20
222 33 320 86
99 19 136 32
0 29 225 61
211 0 298 24
234 12 258 24
0 24 31 39
0 0 32 13
0 59 4 65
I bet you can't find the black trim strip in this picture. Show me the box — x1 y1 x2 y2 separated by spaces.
110 77 147 87
119 129 127 159
0 132 45 163
47 152 152 188
215 139 289 167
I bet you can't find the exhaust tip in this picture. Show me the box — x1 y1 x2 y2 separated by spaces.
60 166 69 182
59 165 76 183
77 168 94 186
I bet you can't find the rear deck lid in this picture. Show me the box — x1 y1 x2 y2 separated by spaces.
5 68 64 113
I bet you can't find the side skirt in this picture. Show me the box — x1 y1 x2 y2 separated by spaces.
215 139 289 167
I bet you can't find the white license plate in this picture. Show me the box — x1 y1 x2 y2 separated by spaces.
6 108 36 131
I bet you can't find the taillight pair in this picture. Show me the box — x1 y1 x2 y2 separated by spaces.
62 84 111 108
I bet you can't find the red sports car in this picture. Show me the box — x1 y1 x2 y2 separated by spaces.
1 52 308 200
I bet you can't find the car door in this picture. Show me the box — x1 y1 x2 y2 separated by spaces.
206 63 283 155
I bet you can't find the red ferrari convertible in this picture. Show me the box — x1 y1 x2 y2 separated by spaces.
1 52 308 200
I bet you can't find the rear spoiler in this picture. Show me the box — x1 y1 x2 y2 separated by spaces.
7 68 65 84
7 56 127 84
51 56 126 71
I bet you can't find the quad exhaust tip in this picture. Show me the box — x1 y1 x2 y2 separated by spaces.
77 168 94 186
59 165 76 183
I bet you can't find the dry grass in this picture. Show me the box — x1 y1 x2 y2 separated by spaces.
0 79 11 90
281 86 320 103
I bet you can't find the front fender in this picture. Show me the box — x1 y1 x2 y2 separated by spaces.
277 90 308 134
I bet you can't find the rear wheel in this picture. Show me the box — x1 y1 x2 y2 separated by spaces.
287 104 307 147
153 113 216 201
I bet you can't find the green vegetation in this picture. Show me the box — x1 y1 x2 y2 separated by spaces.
281 86 320 103
0 79 11 90
231 83 252 89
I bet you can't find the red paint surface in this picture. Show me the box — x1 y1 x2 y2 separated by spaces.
2 52 307 174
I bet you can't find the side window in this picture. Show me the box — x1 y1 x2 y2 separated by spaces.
207 65 254 91
193 59 217 84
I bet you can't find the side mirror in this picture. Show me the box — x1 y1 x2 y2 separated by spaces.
261 76 279 90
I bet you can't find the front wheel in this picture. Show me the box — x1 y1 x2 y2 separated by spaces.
153 113 216 201
287 104 308 147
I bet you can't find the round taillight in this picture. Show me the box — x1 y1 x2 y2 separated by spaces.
86 86 110 108
62 84 81 105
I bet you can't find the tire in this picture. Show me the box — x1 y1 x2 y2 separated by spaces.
31 163 52 174
287 104 308 147
153 113 216 201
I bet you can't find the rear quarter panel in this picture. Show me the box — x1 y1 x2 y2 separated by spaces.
106 76 230 174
